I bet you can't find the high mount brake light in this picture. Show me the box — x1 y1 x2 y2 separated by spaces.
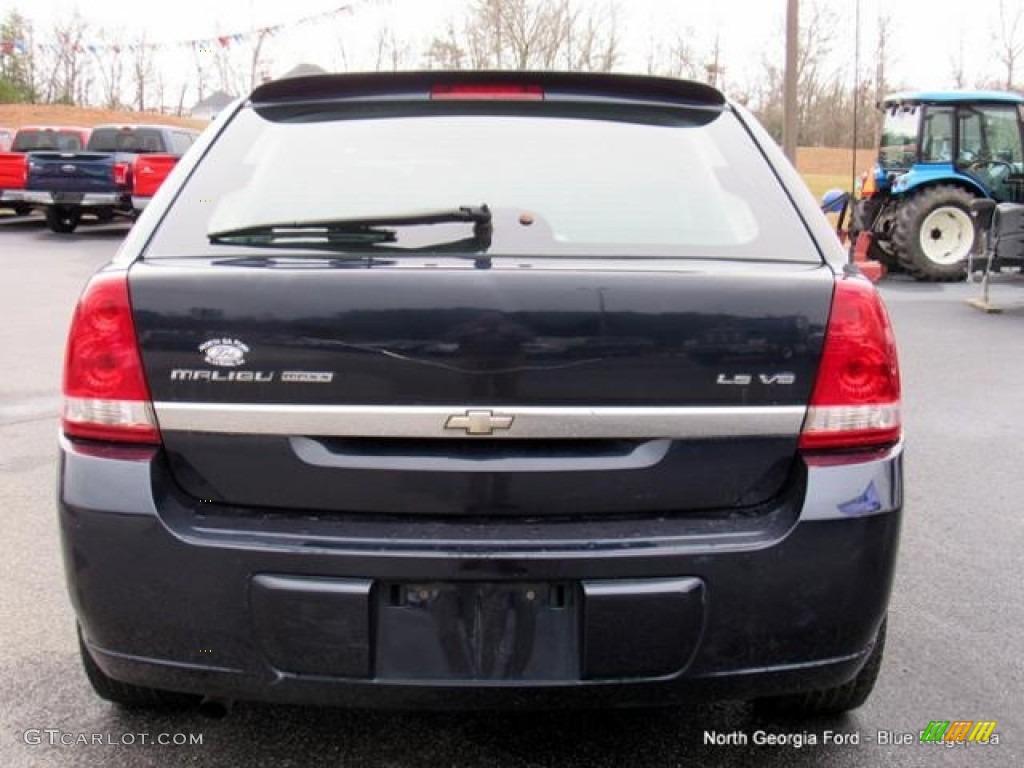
430 84 544 101
62 271 160 445
799 277 901 454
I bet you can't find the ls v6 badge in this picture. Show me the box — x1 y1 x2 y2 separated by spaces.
717 373 796 385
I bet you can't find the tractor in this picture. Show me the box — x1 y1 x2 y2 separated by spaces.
851 91 1024 281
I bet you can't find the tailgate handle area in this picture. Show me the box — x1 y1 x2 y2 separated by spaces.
289 436 670 472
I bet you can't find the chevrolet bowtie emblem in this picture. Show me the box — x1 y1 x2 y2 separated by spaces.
444 409 514 436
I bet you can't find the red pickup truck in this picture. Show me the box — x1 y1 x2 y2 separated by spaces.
0 126 91 216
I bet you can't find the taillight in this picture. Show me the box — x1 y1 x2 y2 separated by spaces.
430 84 544 100
62 271 160 444
799 277 901 454
113 161 130 186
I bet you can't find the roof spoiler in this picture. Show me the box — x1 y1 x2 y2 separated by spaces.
250 71 726 109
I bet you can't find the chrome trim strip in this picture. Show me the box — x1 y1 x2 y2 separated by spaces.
153 403 806 439
21 191 121 206
20 191 53 205
79 193 122 206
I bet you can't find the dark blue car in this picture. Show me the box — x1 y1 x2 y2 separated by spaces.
59 71 903 717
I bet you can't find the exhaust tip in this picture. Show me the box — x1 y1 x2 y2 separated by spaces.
197 696 232 719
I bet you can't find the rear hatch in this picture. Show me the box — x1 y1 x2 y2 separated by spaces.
131 72 835 518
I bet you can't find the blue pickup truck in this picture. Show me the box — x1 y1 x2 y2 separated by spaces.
24 124 199 233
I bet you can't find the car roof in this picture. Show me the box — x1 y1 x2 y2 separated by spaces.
90 124 198 132
882 90 1024 106
16 125 91 133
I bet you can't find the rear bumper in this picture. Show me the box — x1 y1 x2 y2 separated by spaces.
59 437 903 708
0 189 25 203
22 190 126 207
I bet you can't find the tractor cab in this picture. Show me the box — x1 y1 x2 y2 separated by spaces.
853 91 1024 280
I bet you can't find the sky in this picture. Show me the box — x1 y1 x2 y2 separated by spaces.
3 0 1018 106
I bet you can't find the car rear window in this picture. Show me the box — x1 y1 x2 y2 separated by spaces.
87 128 167 153
12 130 85 152
146 104 818 262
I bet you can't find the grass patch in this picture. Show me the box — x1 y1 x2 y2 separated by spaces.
799 173 857 243
801 173 856 202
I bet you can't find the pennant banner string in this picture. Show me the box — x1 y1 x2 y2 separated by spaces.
0 4 354 55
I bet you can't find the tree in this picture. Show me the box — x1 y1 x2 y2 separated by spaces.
191 35 241 104
560 1 620 72
949 32 966 89
749 0 868 148
214 41 240 96
192 42 213 104
643 27 701 80
130 34 155 111
93 29 126 109
425 0 620 72
425 22 466 69
373 23 411 72
994 0 1024 89
175 78 189 117
48 13 90 104
0 11 36 102
248 28 273 90
866 10 894 147
794 0 840 145
704 33 724 89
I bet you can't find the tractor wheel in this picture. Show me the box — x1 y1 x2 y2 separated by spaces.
892 186 976 281
45 206 82 234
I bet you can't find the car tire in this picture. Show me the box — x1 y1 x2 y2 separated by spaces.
892 186 976 281
13 203 32 217
78 626 200 709
753 617 887 716
45 206 82 234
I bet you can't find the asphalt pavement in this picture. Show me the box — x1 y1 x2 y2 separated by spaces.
1 213 1021 768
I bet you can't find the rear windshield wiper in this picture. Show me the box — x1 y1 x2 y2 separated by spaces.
207 204 493 252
